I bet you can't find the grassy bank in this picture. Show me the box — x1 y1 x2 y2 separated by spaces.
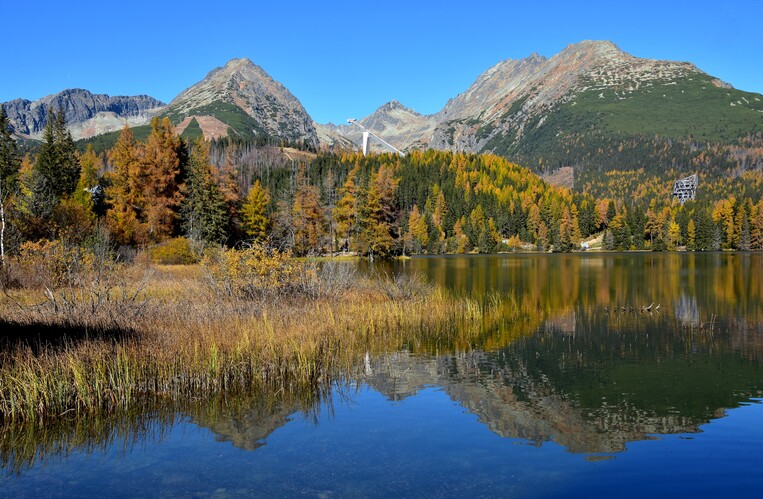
0 247 511 424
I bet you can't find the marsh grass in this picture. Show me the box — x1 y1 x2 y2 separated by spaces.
0 248 514 425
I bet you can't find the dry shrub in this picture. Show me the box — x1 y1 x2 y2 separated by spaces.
202 244 306 302
2 234 151 327
149 237 199 265
377 272 433 302
13 240 95 289
0 251 517 424
201 247 360 303
296 261 357 299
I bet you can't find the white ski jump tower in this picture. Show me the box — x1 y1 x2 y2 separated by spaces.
347 119 405 157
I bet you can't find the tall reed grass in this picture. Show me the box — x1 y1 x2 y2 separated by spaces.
0 247 515 425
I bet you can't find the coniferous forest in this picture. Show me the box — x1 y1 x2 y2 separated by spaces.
2 105 763 266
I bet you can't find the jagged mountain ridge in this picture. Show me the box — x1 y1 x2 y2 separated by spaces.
7 41 761 170
2 89 165 140
344 40 762 172
435 52 548 122
4 58 322 150
429 40 726 152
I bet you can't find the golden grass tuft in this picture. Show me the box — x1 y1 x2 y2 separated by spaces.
0 249 516 425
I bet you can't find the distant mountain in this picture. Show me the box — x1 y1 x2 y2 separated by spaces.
2 89 165 140
12 43 762 174
344 40 763 174
333 100 435 153
432 41 762 165
164 58 318 147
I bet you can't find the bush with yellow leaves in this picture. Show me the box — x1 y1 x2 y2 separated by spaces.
149 237 199 265
201 244 314 302
14 239 95 289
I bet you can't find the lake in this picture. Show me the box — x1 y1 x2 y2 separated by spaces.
3 253 763 497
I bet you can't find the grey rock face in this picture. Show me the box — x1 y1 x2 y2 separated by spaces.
3 89 165 137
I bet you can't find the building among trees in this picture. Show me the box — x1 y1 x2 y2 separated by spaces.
671 174 698 204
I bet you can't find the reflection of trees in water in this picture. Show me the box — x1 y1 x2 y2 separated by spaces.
6 254 763 470
364 310 763 455
393 253 763 331
1 401 175 475
0 387 329 474
7 318 761 470
675 294 700 327
372 253 763 455
190 385 334 451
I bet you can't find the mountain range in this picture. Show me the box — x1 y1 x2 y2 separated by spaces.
2 89 165 140
4 40 762 173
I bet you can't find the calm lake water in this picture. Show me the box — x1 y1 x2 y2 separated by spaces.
4 253 763 497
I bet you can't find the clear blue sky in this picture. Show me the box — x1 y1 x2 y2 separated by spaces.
2 0 761 124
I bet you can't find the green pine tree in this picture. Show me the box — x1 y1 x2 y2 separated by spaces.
0 105 20 194
34 107 80 199
181 138 228 244
0 104 21 264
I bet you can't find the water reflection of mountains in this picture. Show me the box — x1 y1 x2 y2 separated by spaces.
6 253 763 469
4 311 762 471
204 307 763 456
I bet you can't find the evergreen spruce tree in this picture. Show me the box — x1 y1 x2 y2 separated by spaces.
0 105 21 264
34 107 80 199
27 173 57 239
181 138 228 244
0 105 20 194
603 229 615 251
739 211 751 251
751 202 763 251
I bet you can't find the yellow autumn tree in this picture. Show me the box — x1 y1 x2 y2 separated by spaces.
292 165 326 256
357 165 398 258
72 144 101 212
405 204 428 253
666 220 681 251
451 217 469 253
333 164 360 252
241 180 271 242
105 126 142 245
140 117 182 243
686 218 697 251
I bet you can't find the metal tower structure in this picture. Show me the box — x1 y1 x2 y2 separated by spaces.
347 119 405 157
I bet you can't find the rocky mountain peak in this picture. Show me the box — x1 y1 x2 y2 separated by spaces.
168 57 318 146
211 57 268 83
377 100 421 115
226 57 254 68
562 39 625 58
332 98 435 153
